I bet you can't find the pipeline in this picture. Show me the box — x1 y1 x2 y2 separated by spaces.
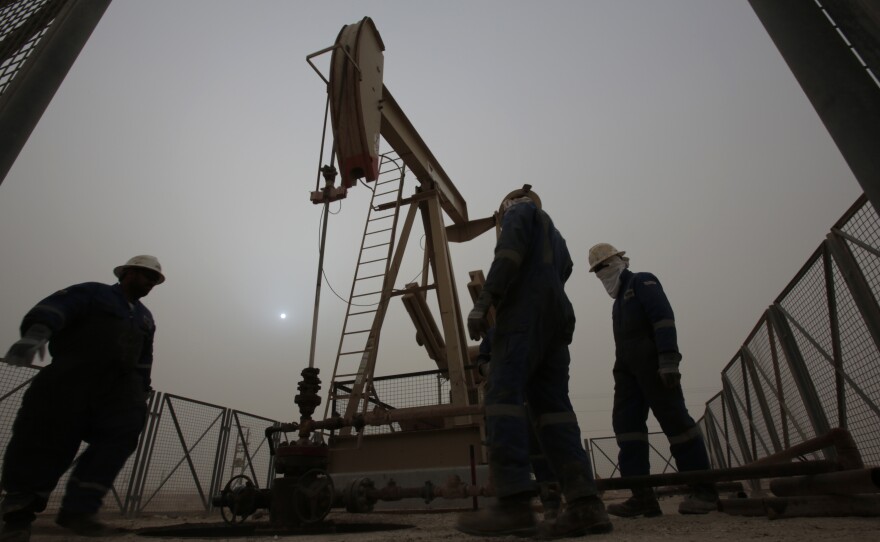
270 403 485 439
596 460 838 491
770 467 880 497
719 494 880 519
749 427 863 470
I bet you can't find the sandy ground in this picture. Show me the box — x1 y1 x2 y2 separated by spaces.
24 491 878 541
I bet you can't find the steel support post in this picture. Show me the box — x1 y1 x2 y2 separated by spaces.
767 304 834 459
741 355 757 459
207 408 233 513
722 370 757 466
822 243 846 428
704 399 730 469
826 232 880 356
126 391 165 517
742 346 783 454
424 193 473 417
766 315 790 449
723 369 761 492
722 391 731 467
0 0 113 185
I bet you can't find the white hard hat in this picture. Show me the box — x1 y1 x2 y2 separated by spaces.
588 243 625 272
114 255 165 284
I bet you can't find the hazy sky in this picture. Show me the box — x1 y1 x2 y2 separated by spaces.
0 1 862 440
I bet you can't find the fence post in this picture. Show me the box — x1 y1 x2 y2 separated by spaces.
767 304 834 459
721 371 761 493
740 354 757 460
766 316 790 449
822 242 846 429
125 391 164 517
703 399 729 469
208 408 232 513
826 231 880 357
721 368 755 466
741 346 783 454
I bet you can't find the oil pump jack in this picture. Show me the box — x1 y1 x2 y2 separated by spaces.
213 17 502 528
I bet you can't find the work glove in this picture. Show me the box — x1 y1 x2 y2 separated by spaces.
658 352 682 389
467 292 492 341
477 358 491 380
3 324 51 367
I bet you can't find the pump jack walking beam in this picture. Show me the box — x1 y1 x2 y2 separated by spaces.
310 17 480 429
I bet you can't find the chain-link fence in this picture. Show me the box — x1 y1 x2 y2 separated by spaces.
590 195 880 478
0 364 279 516
331 369 456 435
0 0 58 97
589 432 674 480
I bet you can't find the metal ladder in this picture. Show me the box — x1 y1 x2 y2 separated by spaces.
324 153 406 432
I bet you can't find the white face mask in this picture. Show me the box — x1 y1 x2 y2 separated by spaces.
596 258 628 298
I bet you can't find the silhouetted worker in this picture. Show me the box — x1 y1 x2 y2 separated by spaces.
456 186 611 538
588 243 717 517
0 255 165 541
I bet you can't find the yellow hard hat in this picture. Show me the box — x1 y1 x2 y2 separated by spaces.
588 243 625 272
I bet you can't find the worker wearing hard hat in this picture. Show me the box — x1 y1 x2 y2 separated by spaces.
0 255 165 541
588 243 717 516
457 186 611 538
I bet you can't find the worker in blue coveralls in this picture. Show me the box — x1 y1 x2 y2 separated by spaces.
0 255 164 541
587 243 717 517
474 328 562 521
456 185 611 538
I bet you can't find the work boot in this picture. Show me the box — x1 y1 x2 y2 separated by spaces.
606 488 662 518
541 497 561 521
1 505 36 542
539 483 562 521
0 523 30 542
535 495 613 539
55 510 112 537
455 495 536 537
678 485 718 515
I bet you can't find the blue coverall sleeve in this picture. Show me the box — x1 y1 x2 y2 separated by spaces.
482 202 535 304
633 273 679 354
137 314 155 391
19 283 96 335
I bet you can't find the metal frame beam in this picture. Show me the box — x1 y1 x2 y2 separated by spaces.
742 346 783 454
748 0 880 211
0 0 113 185
767 304 834 459
380 87 469 225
